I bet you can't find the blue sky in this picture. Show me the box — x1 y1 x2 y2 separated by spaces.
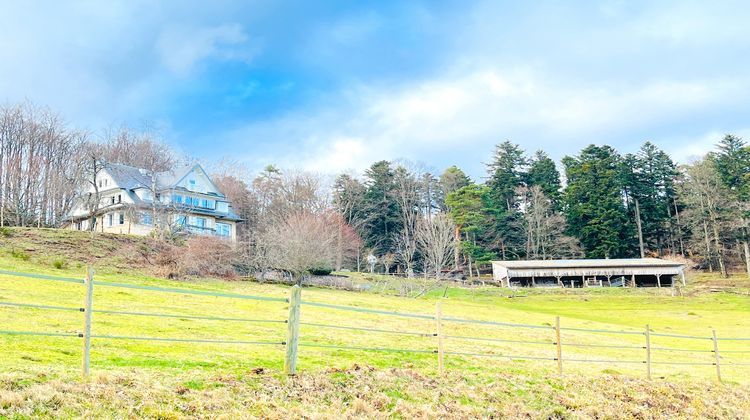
2 1 749 180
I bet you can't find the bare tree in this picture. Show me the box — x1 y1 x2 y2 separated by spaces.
0 102 84 227
262 210 339 285
416 212 456 279
517 185 582 259
392 163 423 277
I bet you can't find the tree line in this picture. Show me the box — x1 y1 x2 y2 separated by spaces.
1 101 748 278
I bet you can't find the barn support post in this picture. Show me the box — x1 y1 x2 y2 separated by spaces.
82 266 94 379
284 285 301 375
631 274 636 288
531 276 536 287
556 276 562 288
679 270 686 286
656 274 662 288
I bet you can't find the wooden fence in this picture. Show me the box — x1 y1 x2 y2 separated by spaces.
0 267 748 382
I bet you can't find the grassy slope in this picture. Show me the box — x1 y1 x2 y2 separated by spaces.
1 228 749 417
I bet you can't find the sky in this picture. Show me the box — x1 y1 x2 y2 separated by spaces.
2 0 749 181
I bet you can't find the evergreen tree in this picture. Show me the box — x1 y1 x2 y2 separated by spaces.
361 161 402 256
439 166 472 199
714 134 750 200
485 141 527 259
527 150 562 209
621 142 678 256
445 184 495 274
563 145 634 258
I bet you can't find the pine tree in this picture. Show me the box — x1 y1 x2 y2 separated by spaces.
438 165 472 210
485 141 527 259
563 145 634 258
621 142 678 256
527 150 562 210
361 161 402 257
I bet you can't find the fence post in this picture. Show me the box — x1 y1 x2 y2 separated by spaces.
645 324 652 380
436 301 444 375
284 285 301 376
555 316 562 375
82 266 94 378
712 329 722 382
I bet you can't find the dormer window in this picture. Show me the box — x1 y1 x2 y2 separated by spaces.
189 179 196 189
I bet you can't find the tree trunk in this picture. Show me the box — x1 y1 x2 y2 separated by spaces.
454 225 461 270
743 241 750 278
711 220 727 278
703 221 713 272
635 198 645 258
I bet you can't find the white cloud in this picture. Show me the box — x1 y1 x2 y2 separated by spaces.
226 67 747 177
157 24 255 77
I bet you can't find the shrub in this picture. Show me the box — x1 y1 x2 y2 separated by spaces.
0 227 12 237
309 266 333 276
168 236 239 279
10 248 30 261
52 258 68 270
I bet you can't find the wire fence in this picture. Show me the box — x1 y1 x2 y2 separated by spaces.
0 267 747 382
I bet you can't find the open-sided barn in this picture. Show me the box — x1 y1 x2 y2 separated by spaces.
491 258 686 288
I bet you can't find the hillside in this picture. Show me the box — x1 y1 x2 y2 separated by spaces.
1 228 749 417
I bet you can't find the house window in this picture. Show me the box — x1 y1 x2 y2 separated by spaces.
117 194 122 203
107 214 113 227
119 213 125 225
141 212 153 225
111 196 115 205
189 179 196 190
216 223 231 237
195 217 206 228
175 215 186 226
173 195 183 204
184 196 193 206
216 202 228 213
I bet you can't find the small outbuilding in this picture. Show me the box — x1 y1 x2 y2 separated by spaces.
491 258 685 288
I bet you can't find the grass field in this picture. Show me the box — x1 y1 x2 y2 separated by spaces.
1 228 749 417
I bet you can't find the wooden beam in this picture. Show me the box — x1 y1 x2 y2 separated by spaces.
82 267 94 379
284 285 301 375
436 302 444 375
555 316 563 375
712 329 722 382
645 324 652 380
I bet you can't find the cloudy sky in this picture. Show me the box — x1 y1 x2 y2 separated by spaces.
2 1 749 180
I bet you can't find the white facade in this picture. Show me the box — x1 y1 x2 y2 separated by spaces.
67 163 241 242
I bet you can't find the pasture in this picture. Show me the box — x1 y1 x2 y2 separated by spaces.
0 229 749 417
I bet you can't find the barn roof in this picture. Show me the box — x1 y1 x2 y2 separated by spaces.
492 258 683 269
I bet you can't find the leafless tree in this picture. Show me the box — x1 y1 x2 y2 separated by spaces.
262 210 339 284
392 163 424 277
517 185 582 259
416 212 456 279
0 102 84 227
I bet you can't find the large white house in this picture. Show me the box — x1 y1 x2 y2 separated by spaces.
66 163 241 241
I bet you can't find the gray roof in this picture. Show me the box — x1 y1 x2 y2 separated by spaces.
106 163 225 198
105 163 151 190
492 258 684 269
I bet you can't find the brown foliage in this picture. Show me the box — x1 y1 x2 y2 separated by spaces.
172 236 238 279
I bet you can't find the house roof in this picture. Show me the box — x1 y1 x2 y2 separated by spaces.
492 258 684 269
105 162 225 198
105 163 151 190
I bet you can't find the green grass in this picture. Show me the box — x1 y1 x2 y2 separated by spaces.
0 227 749 416
0 246 748 384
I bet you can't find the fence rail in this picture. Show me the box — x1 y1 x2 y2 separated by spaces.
0 267 747 382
